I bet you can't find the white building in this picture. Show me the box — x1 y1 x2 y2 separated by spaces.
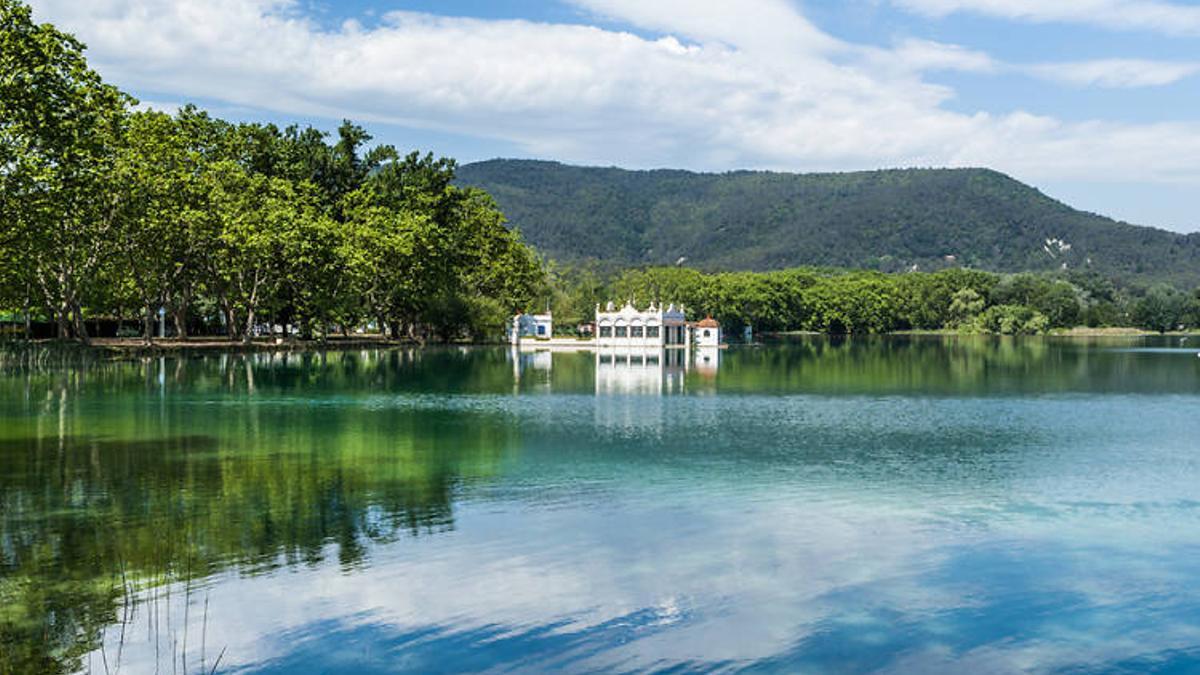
509 312 553 344
595 302 689 348
695 316 721 347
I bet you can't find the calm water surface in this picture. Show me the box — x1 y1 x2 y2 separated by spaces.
2 337 1199 673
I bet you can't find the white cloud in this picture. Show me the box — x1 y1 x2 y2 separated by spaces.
877 38 998 73
131 99 183 114
24 0 1200 189
568 0 844 55
1028 59 1200 88
891 0 1200 36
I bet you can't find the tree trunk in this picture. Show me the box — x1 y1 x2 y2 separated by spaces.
173 310 187 340
243 308 256 345
71 301 90 346
143 304 155 346
221 299 238 341
23 295 31 341
56 306 70 340
172 292 189 340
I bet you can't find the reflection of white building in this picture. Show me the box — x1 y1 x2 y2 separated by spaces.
509 312 553 344
596 302 689 348
595 347 686 396
695 346 720 376
509 347 553 393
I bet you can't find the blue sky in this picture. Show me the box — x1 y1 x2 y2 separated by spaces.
29 0 1200 231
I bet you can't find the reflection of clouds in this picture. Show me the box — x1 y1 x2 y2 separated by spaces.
98 496 958 673
96 491 1200 673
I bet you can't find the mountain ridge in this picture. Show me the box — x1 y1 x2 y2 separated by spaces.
456 159 1200 286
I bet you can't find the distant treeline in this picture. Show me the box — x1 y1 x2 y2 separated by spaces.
542 265 1200 335
0 0 540 344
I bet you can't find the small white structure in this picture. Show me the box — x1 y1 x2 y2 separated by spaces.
695 316 721 347
595 302 689 348
509 312 552 344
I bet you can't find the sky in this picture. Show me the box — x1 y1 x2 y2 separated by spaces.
26 0 1200 232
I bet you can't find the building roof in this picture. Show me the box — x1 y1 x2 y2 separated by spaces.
697 316 720 328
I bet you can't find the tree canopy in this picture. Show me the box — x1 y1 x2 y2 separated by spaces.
0 0 543 343
541 264 1199 336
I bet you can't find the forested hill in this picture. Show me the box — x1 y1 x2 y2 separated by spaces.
457 159 1200 285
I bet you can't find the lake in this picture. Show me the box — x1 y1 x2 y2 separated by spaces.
2 336 1199 673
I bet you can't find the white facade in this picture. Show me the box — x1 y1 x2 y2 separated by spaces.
695 317 721 347
595 302 689 348
509 312 553 344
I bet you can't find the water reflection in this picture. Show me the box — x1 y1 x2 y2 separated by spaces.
0 337 1198 673
594 347 688 396
694 345 721 378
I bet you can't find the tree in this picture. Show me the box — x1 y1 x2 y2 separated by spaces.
1134 284 1189 334
948 287 985 327
111 110 198 342
974 305 1049 335
203 162 311 342
1 0 131 341
1033 281 1083 328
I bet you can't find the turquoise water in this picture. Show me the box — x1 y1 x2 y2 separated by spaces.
1 337 1199 673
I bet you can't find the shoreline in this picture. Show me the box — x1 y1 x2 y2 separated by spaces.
2 336 421 357
4 327 1198 358
773 328 1200 338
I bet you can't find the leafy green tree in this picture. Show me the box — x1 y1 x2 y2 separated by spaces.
342 187 440 339
973 305 1050 335
1187 289 1200 329
203 162 316 342
1 0 130 341
1033 281 1083 328
948 287 985 327
1134 284 1190 334
110 110 198 342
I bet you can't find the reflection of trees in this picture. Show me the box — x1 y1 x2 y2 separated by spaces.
738 335 1195 395
0 348 520 674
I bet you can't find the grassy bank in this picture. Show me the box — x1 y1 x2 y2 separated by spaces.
3 336 424 358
